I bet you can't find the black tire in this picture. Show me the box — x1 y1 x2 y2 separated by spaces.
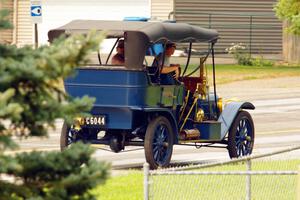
109 135 123 153
144 116 174 169
61 122 98 151
228 111 255 158
60 121 76 151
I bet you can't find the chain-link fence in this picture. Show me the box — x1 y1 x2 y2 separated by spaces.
144 145 300 200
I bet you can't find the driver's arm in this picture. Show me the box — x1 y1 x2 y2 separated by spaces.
161 65 180 78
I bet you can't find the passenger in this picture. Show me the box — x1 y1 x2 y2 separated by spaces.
111 39 125 65
155 42 180 79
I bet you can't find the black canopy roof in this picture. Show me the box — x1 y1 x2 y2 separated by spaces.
48 20 219 43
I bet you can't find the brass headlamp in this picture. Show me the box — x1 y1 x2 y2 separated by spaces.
217 97 223 113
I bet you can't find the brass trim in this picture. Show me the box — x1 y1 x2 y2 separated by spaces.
179 90 190 121
179 96 198 132
195 109 205 122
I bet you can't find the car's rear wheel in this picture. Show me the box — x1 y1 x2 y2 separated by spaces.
61 122 104 151
228 111 255 158
144 116 174 169
60 121 73 151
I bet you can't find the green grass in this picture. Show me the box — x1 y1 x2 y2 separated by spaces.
92 171 143 200
93 159 300 200
185 64 300 84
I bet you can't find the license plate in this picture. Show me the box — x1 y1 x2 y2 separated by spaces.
84 116 105 126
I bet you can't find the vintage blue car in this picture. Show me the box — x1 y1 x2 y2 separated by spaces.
48 20 255 169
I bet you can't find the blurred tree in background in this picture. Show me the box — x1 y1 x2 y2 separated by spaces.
0 5 109 200
274 0 300 35
0 3 12 29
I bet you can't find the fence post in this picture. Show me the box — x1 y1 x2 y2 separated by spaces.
246 159 252 200
249 15 253 57
144 162 150 200
297 165 300 200
208 13 212 29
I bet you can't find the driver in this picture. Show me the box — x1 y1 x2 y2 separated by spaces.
156 42 180 79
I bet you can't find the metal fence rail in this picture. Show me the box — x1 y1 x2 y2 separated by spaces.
144 145 300 200
150 170 297 176
165 145 300 171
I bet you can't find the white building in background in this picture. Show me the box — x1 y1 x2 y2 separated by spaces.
39 0 150 45
0 0 173 46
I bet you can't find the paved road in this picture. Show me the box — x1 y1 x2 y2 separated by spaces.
218 76 300 134
14 77 300 169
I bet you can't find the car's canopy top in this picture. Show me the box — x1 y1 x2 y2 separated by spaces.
48 20 218 44
48 20 219 69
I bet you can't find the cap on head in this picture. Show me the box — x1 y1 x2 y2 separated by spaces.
166 42 176 49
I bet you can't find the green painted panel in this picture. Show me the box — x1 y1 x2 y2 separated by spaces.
195 121 221 140
161 86 175 106
145 86 161 106
174 85 185 105
144 84 185 107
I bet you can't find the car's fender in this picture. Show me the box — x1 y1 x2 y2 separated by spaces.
218 102 255 139
142 108 179 143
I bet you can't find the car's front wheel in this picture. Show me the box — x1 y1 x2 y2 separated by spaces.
227 111 255 158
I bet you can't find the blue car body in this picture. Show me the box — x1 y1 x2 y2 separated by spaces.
49 20 255 169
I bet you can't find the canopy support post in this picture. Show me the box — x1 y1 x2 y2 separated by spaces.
182 42 192 76
211 43 218 118
106 38 120 65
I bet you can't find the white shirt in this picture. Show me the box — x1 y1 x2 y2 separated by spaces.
156 53 170 67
